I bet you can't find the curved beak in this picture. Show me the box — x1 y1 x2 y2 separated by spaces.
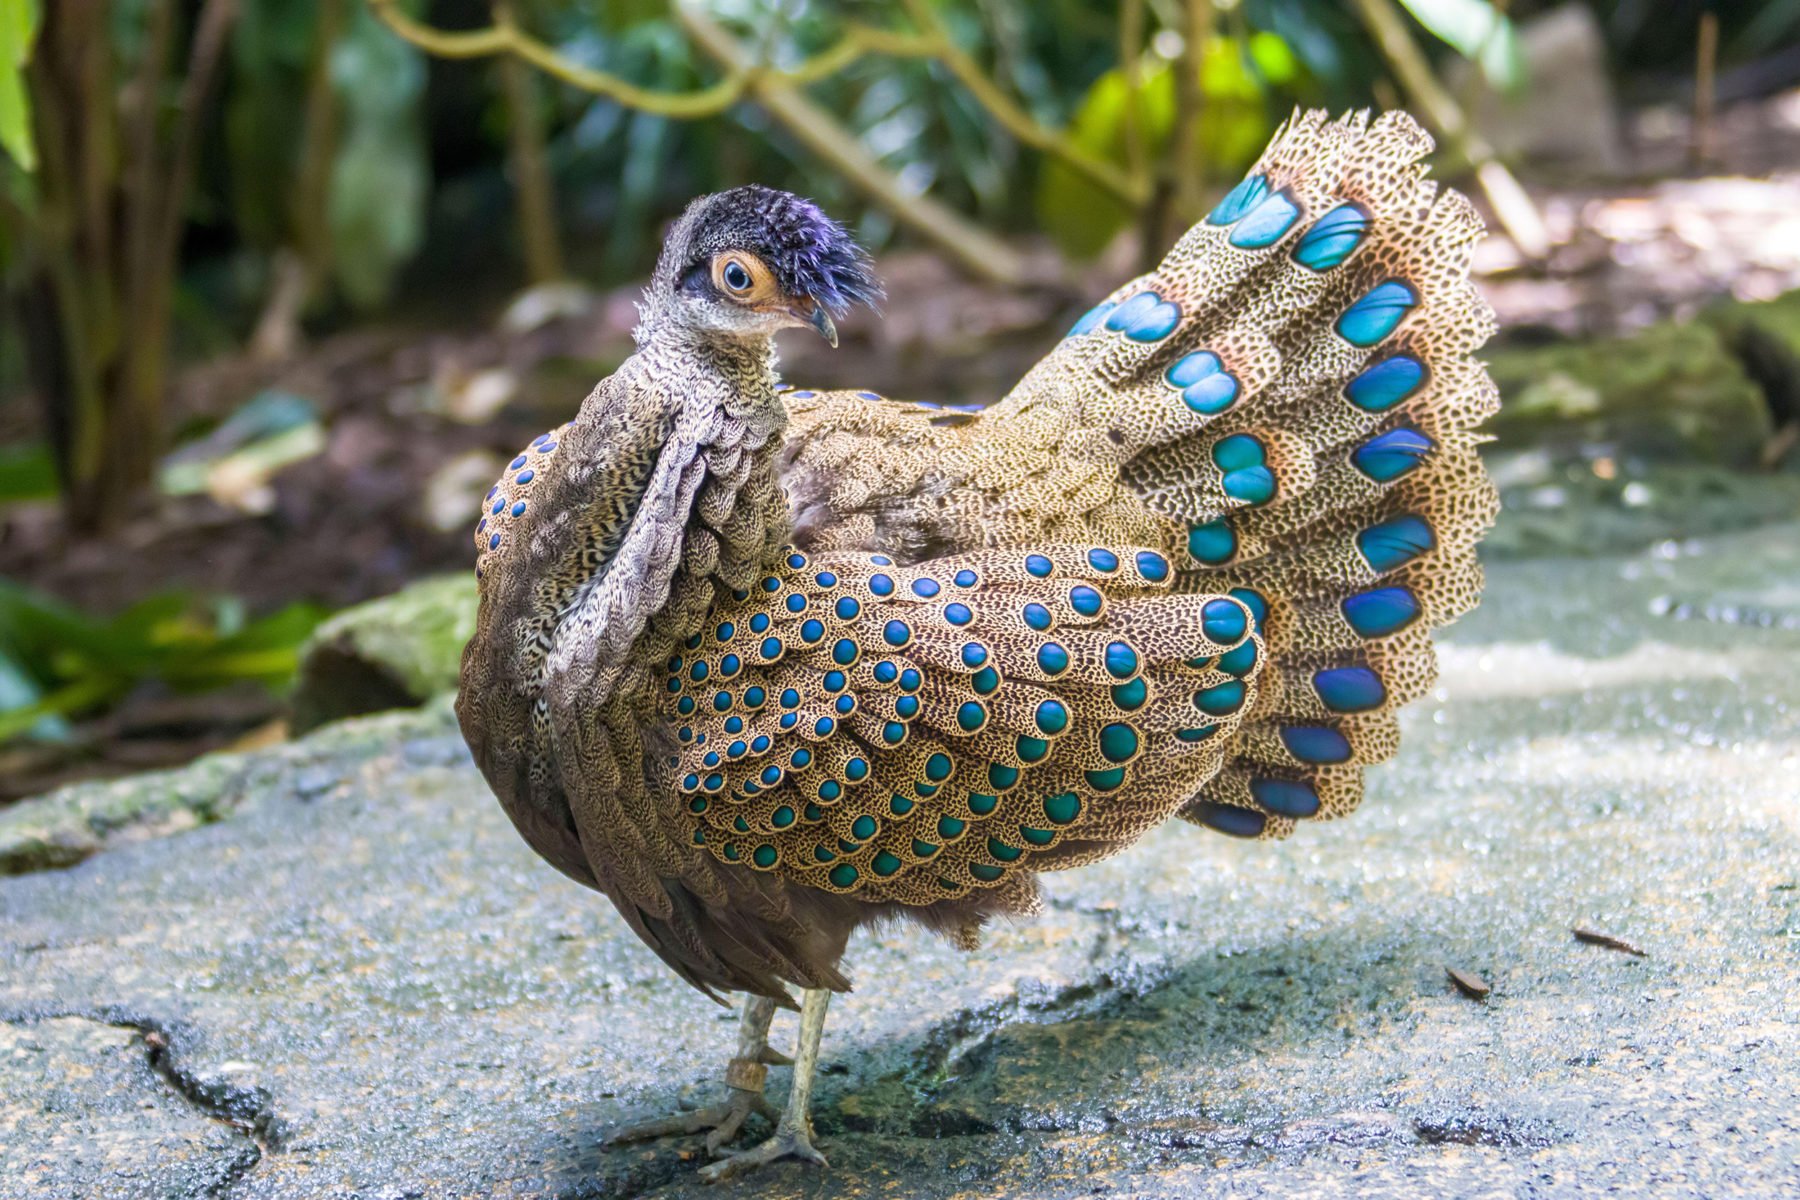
799 303 838 348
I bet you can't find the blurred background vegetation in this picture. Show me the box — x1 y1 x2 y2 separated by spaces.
2 0 1798 799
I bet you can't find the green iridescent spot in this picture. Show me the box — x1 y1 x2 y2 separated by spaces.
938 815 967 839
1176 725 1218 742
971 666 1001 695
1037 642 1070 675
804 803 824 821
772 805 794 828
926 753 953 781
913 839 940 857
1021 825 1055 846
1043 791 1081 824
829 863 859 888
1195 681 1246 715
1104 641 1139 680
693 829 706 845
913 782 939 799
851 814 878 840
968 791 999 815
1187 519 1236 565
988 837 1023 862
752 844 777 868
1017 735 1050 763
989 763 1020 790
723 843 740 861
689 797 709 814
1035 699 1069 735
1110 677 1148 711
1218 640 1258 677
733 815 750 833
1084 767 1125 791
971 863 1004 882
890 794 915 816
1099 722 1139 763
872 851 902 877
814 845 836 863
957 701 988 732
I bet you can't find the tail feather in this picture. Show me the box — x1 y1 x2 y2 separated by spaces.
1001 109 1499 838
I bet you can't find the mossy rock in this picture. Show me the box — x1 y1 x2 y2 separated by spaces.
291 574 476 733
1486 317 1772 464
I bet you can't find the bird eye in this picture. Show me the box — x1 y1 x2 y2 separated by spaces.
722 260 752 292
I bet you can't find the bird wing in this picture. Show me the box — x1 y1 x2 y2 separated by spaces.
658 544 1262 900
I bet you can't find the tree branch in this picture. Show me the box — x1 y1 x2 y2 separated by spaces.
676 5 1027 286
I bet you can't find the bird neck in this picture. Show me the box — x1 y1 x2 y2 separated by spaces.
472 330 791 720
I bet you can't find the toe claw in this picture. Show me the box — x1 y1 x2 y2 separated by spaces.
696 1127 828 1184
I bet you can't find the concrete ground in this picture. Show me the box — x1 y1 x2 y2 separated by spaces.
3 524 1798 1199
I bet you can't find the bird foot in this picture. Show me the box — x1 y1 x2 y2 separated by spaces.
696 1123 828 1184
602 1086 777 1156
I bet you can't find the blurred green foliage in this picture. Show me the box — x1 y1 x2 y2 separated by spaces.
0 585 326 743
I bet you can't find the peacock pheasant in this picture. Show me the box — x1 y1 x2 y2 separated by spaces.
457 110 1498 1180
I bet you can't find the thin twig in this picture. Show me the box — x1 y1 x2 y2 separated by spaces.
677 5 1027 286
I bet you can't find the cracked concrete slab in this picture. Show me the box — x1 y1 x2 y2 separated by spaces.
1 524 1798 1198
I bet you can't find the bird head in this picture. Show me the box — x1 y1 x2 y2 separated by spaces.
641 185 882 348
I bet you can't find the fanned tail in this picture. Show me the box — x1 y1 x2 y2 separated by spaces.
994 109 1499 839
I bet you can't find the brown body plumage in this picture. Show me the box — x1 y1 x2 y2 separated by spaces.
458 111 1498 1177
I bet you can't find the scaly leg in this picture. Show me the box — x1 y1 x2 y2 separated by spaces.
604 994 789 1155
698 987 832 1183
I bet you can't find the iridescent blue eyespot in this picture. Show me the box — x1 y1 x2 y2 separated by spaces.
1294 203 1370 270
883 620 911 646
883 721 907 744
761 637 782 659
1202 598 1248 643
510 455 527 469
972 666 999 694
510 501 526 517
1166 351 1241 416
1134 551 1169 582
1070 585 1102 617
1195 681 1246 715
1111 677 1147 710
1280 725 1351 764
873 660 898 684
912 578 940 598
1346 355 1426 413
1314 666 1386 712
719 654 740 676
1026 554 1053 578
800 619 825 642
836 694 856 715
492 500 505 515
1104 642 1138 680
1353 427 1433 482
870 574 894 596
1228 190 1301 249
954 569 978 587
1068 301 1116 337
786 594 807 613
1187 519 1235 565
1251 778 1321 818
835 596 860 620
945 602 973 626
961 642 989 669
895 694 920 719
816 571 838 588
823 670 846 692
744 686 765 706
1104 291 1182 342
1208 174 1270 225
1357 515 1434 573
846 757 869 781
816 716 837 736
489 534 501 549
1341 586 1421 637
1035 699 1069 735
1023 603 1052 631
957 701 987 732
899 668 921 692
1038 642 1069 675
750 613 770 633
1088 548 1120 572
1337 281 1418 347
832 638 858 665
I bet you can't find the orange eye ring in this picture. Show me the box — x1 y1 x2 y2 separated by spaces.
710 251 778 305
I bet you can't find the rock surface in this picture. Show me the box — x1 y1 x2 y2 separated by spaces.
3 526 1799 1198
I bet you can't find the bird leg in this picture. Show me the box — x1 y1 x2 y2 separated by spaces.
698 987 832 1184
603 994 784 1155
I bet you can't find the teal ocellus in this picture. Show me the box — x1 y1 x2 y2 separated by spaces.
457 109 1499 1181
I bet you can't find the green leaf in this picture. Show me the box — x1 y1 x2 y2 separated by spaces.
1035 34 1304 260
1395 0 1525 92
0 0 40 171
